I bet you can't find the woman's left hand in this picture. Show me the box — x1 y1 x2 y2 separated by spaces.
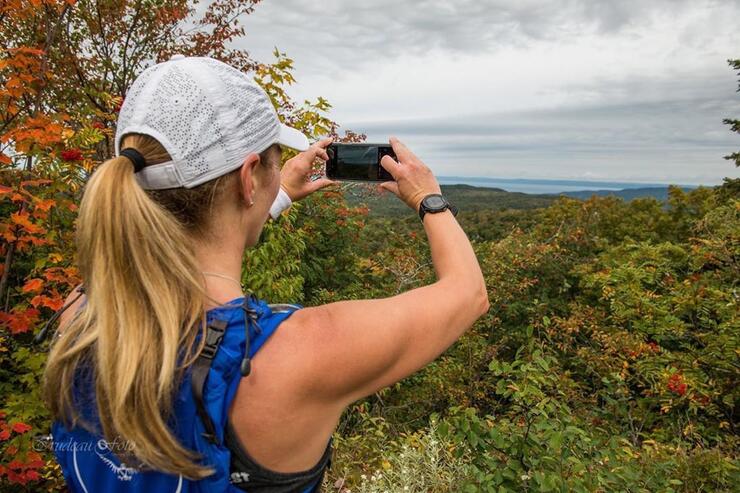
280 137 339 202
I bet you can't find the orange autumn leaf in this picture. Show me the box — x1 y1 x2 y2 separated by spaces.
30 208 48 220
21 278 44 293
9 211 33 228
26 236 50 247
33 198 55 211
43 296 64 311
20 179 52 187
26 451 43 463
30 294 63 311
10 212 44 234
43 267 69 282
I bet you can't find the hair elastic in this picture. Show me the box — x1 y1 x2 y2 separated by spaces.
120 147 147 173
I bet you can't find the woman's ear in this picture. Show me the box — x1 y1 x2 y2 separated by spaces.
239 153 261 205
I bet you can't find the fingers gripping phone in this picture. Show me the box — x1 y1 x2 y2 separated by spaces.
326 143 397 182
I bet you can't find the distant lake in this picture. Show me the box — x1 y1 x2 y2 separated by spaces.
436 176 698 195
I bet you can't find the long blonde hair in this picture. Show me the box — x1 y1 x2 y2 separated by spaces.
43 133 268 479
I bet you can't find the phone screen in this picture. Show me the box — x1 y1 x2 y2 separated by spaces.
326 143 396 182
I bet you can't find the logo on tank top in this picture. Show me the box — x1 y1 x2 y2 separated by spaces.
230 471 251 484
69 436 184 491
95 438 139 481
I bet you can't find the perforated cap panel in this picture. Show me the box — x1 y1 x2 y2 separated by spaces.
114 55 309 190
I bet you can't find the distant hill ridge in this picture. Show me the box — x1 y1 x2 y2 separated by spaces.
560 186 697 201
343 182 701 218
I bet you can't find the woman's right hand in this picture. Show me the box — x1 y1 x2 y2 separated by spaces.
378 137 442 213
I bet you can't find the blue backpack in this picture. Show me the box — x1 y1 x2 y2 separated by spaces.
49 292 332 492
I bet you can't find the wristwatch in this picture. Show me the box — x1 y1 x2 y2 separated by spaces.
418 193 458 222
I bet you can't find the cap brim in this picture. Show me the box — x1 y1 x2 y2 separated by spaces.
277 124 310 151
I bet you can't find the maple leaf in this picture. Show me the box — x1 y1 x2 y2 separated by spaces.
31 294 63 311
21 278 44 293
0 307 40 334
10 212 44 234
33 198 55 211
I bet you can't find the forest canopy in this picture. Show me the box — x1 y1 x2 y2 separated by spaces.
0 2 738 492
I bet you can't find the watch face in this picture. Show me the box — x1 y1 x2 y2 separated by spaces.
424 195 446 209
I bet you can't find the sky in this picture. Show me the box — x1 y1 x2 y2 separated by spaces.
236 0 740 185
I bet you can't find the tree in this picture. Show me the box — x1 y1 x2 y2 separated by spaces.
723 58 739 167
0 2 367 488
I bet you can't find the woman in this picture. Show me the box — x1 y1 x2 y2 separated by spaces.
42 55 489 492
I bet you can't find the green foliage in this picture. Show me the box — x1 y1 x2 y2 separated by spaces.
242 205 307 302
724 58 740 166
327 184 739 492
345 183 556 218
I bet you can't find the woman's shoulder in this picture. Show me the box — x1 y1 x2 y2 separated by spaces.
58 284 86 334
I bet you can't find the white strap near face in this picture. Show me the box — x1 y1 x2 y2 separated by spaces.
269 186 292 220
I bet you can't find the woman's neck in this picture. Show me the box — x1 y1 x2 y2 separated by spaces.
195 243 247 310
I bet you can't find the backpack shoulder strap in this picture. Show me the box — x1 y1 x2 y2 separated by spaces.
191 317 228 445
190 296 303 447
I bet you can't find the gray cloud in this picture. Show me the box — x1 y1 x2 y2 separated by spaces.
343 93 738 183
242 0 714 73
235 0 740 185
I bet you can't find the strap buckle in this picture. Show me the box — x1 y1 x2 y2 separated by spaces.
200 320 226 360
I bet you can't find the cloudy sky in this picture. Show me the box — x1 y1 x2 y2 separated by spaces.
237 0 740 185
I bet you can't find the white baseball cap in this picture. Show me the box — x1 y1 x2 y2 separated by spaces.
114 54 310 190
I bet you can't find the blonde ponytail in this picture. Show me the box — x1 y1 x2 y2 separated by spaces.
43 133 245 479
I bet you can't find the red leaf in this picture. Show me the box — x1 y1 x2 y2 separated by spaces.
11 422 31 434
60 149 83 161
0 307 40 334
24 470 40 481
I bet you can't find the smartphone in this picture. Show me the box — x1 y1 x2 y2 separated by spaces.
326 143 397 182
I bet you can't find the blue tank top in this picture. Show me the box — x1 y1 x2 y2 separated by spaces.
50 294 332 492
